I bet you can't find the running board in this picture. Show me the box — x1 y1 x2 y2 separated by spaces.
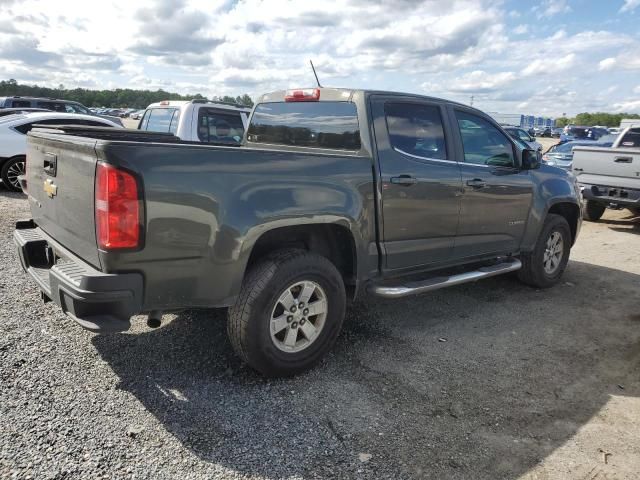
369 258 522 299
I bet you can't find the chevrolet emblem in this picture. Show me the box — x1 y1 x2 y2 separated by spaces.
43 179 58 198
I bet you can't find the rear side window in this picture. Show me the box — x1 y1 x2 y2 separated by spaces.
197 108 244 143
11 100 31 108
141 108 177 133
385 103 447 160
619 128 640 148
247 102 361 150
36 102 66 112
455 110 515 167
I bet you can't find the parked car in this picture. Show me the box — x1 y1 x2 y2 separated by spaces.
129 110 145 120
138 99 252 143
607 127 621 135
0 96 124 126
542 138 616 171
551 127 563 138
527 127 536 137
0 112 122 191
14 87 581 376
573 127 640 220
538 126 552 137
560 126 607 143
503 126 543 151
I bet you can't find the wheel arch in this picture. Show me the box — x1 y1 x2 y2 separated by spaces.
240 221 360 300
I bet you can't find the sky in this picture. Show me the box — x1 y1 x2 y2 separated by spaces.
0 0 639 117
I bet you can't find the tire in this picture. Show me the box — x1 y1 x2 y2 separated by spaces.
583 200 605 221
1 156 25 192
518 214 571 289
228 249 346 377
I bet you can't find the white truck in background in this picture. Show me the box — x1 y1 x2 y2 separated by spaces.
138 99 252 144
573 127 640 221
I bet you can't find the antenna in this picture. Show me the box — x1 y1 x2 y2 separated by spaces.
310 60 322 88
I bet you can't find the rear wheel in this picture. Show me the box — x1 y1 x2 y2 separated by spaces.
1 156 25 192
227 250 346 377
583 200 605 221
518 214 571 288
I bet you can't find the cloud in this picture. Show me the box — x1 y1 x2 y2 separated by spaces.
619 0 640 12
513 24 528 35
612 99 640 113
448 70 518 93
634 85 640 94
536 0 571 18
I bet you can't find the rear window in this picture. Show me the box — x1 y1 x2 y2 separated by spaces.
197 108 244 143
619 128 640 148
141 108 179 133
247 102 361 150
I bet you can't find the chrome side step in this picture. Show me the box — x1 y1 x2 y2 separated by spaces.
368 258 522 299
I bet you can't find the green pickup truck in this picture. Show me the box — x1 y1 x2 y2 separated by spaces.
15 87 582 376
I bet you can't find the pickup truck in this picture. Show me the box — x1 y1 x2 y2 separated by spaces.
137 99 251 144
572 126 640 220
14 87 582 376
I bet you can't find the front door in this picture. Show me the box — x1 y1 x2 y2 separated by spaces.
449 107 533 259
371 96 463 271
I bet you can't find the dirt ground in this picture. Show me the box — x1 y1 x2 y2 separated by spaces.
1 190 639 479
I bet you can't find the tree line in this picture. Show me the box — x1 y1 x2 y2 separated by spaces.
555 112 640 128
0 79 254 109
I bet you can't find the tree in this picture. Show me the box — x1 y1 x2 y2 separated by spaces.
0 79 254 110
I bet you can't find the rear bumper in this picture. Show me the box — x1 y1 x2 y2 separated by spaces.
14 220 142 333
580 183 640 208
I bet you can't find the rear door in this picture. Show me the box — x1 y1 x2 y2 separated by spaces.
449 107 533 259
371 95 462 271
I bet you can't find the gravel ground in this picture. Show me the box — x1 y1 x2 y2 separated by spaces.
1 188 639 480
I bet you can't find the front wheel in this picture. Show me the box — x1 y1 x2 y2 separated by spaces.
1 156 25 192
518 214 571 288
583 200 605 221
227 250 346 377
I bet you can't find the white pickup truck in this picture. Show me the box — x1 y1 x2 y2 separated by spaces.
138 99 252 144
572 127 640 220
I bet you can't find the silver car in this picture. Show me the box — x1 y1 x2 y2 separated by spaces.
542 139 615 170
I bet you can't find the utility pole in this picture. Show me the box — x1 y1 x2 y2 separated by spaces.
470 95 474 107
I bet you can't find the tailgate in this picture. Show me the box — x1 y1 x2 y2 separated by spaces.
26 132 101 269
572 146 640 190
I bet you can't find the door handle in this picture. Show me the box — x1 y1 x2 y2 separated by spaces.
614 157 632 163
466 178 487 189
390 175 417 186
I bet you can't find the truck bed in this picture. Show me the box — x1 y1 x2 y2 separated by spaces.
24 126 375 311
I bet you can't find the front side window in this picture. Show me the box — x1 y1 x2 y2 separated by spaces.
143 108 177 133
385 103 447 160
197 108 244 143
247 102 361 150
455 111 515 167
64 103 90 114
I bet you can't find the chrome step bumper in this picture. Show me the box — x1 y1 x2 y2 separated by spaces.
368 258 522 298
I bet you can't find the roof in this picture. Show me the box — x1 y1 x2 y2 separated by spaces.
146 99 252 111
258 87 471 110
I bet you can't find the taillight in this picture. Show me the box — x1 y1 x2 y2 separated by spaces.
95 163 140 250
284 88 320 102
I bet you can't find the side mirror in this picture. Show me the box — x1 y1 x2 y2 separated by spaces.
522 149 541 170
